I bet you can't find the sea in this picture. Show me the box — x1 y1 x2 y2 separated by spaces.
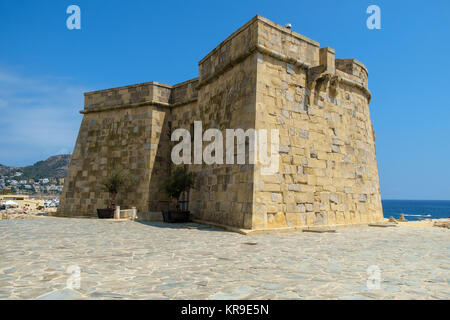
382 200 450 221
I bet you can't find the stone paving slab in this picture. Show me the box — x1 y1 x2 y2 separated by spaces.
0 217 448 300
368 223 398 228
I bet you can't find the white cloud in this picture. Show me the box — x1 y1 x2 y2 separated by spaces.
0 67 90 166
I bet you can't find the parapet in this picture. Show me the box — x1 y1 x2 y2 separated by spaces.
198 15 320 86
170 78 199 106
81 15 370 113
336 59 369 88
81 77 201 113
255 15 319 67
83 81 172 111
198 16 259 85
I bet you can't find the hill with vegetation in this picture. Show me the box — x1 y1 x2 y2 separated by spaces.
0 154 71 179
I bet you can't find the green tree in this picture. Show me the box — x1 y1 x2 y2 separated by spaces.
100 169 135 209
161 167 196 211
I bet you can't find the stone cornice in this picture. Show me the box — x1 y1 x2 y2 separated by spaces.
307 71 372 103
196 44 311 90
80 97 200 114
170 97 198 109
340 77 371 103
257 45 311 69
84 81 172 96
80 101 170 114
195 43 371 104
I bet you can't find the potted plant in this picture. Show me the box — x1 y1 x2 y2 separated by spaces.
161 166 196 223
97 169 134 219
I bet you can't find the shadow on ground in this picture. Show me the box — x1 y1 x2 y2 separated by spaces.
135 221 229 233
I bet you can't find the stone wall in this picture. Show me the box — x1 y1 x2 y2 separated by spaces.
252 25 382 229
58 15 383 230
171 45 258 229
58 102 170 216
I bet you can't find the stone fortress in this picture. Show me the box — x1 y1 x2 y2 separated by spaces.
58 15 383 231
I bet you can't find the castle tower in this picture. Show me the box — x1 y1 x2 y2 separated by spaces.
58 15 383 230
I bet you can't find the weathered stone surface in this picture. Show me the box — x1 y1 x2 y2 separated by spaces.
58 15 383 230
37 288 84 300
1 217 448 300
288 184 301 192
368 223 397 228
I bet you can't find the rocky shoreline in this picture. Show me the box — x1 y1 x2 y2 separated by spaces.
432 219 450 229
384 216 450 229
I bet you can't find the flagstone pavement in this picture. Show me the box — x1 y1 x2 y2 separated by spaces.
0 217 448 299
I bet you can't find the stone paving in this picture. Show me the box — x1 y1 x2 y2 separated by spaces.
0 217 448 300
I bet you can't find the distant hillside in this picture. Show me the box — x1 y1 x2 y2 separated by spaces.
0 154 71 179
0 164 19 176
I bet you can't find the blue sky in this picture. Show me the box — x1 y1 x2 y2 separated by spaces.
0 0 449 200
